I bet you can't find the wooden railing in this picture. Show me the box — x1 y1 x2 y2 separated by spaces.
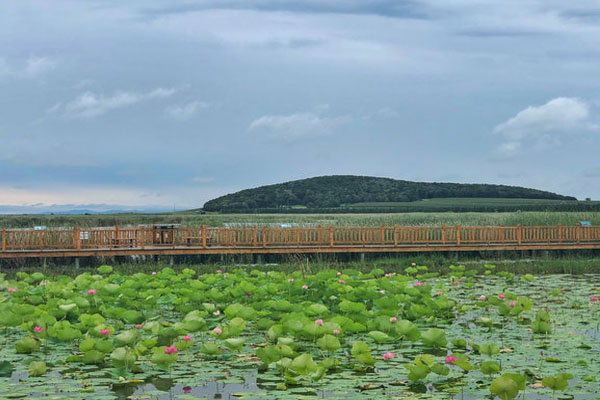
1 224 600 252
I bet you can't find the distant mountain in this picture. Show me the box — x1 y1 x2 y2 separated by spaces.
203 175 577 212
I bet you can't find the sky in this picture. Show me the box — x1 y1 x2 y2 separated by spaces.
1 0 600 213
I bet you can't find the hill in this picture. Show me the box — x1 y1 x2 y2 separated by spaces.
202 175 578 213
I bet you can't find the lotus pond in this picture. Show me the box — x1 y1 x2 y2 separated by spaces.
1 264 599 399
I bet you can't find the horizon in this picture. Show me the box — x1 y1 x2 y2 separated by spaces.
2 1 600 213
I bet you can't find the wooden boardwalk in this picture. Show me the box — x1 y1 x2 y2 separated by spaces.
1 224 599 258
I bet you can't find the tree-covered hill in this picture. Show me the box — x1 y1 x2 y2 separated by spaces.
202 175 577 212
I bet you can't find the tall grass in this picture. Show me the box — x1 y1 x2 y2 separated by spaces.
1 211 598 229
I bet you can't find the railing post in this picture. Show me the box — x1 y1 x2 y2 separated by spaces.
557 224 562 243
2 228 6 252
253 225 257 247
262 226 267 248
500 224 504 244
394 225 399 246
114 225 120 247
516 224 521 245
329 225 334 247
441 224 446 245
380 224 385 245
39 230 43 249
456 224 460 246
139 227 145 249
577 224 581 244
201 225 207 248
74 226 81 250
317 224 323 246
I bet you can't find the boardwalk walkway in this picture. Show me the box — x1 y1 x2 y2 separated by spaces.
1 224 599 258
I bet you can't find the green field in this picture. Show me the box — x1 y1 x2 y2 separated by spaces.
0 210 598 229
344 197 600 212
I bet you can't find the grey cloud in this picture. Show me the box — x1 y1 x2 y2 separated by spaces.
0 55 57 80
165 101 209 121
61 87 177 118
140 0 429 19
493 97 598 156
249 109 352 141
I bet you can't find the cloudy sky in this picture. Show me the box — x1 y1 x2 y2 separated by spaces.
1 0 600 212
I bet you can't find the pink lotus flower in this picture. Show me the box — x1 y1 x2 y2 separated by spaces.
382 352 395 360
445 356 457 364
213 310 220 316
453 281 460 285
87 289 96 295
247 292 252 296
379 290 385 294
479 295 487 301
436 291 444 296
302 285 308 289
497 294 505 299
212 327 222 335
414 281 423 287
151 271 157 275
338 279 345 284
164 346 178 354
182 335 191 341
39 282 47 286
135 324 143 329
288 278 294 283
590 296 599 302
336 272 341 276
7 288 17 293
411 262 416 266
216 270 222 273
33 326 43 333
332 329 340 335
99 329 110 336
384 273 392 277
389 316 397 323
314 319 324 326
509 301 516 307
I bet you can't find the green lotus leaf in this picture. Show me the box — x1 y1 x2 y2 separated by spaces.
316 334 341 352
256 345 280 365
307 303 328 315
95 339 113 353
542 373 573 391
421 328 447 348
406 364 429 382
199 342 220 356
122 310 144 324
490 374 521 400
0 361 13 377
97 265 113 275
224 338 245 351
479 343 500 357
430 363 450 376
289 353 318 375
351 341 375 366
79 313 106 327
111 347 138 368
82 350 105 365
114 329 141 347
15 336 40 354
79 338 96 352
480 360 500 376
368 330 392 343
28 361 46 377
